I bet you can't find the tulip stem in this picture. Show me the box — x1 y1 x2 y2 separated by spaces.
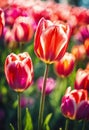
38 64 49 130
65 118 69 130
82 120 86 130
17 92 21 130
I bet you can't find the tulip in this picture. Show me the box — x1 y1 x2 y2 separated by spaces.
4 52 34 130
20 96 34 108
13 16 34 43
34 17 71 64
84 38 89 56
4 52 34 92
61 87 89 120
37 77 56 95
71 44 86 61
85 62 89 70
5 5 23 26
34 17 71 130
31 1 51 28
74 68 89 92
3 27 18 49
0 8 5 37
74 25 89 43
54 52 75 77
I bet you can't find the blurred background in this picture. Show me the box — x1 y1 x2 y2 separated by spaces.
1 0 89 130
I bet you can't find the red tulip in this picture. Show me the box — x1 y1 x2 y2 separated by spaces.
84 38 89 56
3 27 18 49
0 8 5 37
74 68 89 92
13 16 34 43
4 52 34 92
61 87 89 120
54 52 75 77
86 62 89 70
34 18 71 64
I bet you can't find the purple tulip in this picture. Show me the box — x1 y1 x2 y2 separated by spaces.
37 77 56 95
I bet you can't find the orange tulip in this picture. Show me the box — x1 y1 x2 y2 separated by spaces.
71 44 86 61
54 52 75 77
84 38 89 56
34 18 71 64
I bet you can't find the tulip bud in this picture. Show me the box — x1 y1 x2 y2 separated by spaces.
4 52 34 92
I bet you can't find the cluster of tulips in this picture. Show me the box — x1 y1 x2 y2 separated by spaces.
1 0 89 130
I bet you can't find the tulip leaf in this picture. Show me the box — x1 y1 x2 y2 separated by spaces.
43 113 52 130
10 123 15 130
24 108 33 130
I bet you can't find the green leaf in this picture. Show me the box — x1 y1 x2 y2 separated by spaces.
24 108 33 130
10 123 15 130
43 113 52 130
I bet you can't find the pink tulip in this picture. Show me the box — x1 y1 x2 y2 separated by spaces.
4 52 34 92
37 77 56 95
61 87 89 120
5 5 25 26
3 27 17 49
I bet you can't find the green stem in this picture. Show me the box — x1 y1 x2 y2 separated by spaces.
82 120 86 130
19 42 24 52
38 64 49 130
65 118 69 130
73 120 77 130
17 92 21 130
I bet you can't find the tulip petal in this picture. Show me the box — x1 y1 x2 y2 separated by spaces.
76 101 89 120
61 96 76 119
41 25 66 61
34 18 53 59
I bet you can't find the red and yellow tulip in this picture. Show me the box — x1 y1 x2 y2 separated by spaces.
54 52 75 77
